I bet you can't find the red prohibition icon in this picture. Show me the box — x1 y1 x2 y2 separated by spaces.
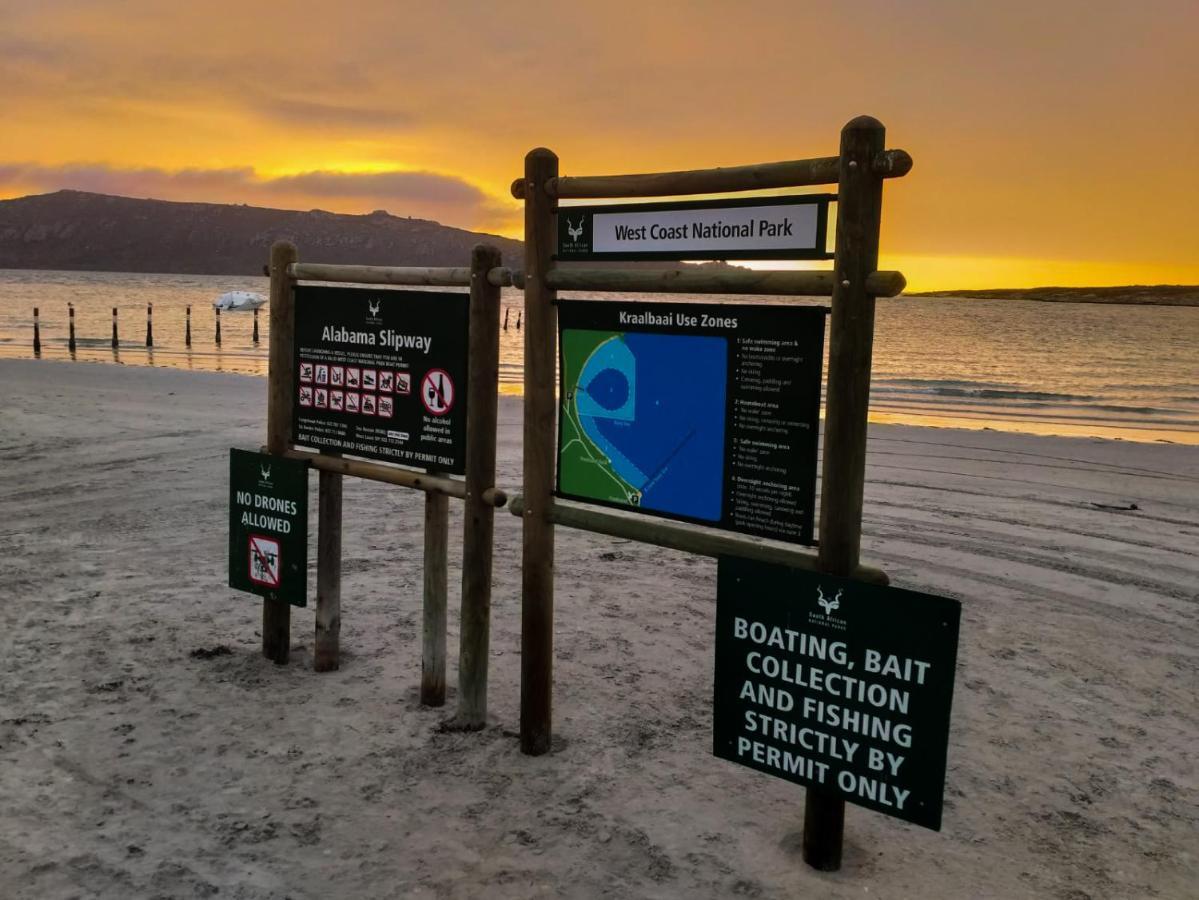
421 369 455 415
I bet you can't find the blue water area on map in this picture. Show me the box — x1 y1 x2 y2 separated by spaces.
577 332 727 521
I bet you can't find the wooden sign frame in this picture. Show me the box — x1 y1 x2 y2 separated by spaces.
510 116 912 869
261 242 511 729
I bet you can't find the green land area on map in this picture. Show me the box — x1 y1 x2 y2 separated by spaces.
558 328 639 506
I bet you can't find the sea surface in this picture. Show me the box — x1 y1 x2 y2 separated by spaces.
2 269 1197 444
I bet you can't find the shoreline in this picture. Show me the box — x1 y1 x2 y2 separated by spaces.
4 349 1197 447
1 357 1197 898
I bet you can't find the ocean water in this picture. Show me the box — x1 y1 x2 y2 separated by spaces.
1 269 1196 444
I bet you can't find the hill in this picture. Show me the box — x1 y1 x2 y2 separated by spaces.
0 190 524 275
907 285 1199 307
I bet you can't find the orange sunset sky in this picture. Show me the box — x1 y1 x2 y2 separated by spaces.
1 1 1196 291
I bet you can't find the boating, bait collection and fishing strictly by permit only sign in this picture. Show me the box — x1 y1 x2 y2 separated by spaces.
292 285 469 474
556 300 826 544
228 448 309 607
556 195 833 261
713 558 962 830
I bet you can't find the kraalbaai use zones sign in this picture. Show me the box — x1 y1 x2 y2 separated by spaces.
557 195 834 261
228 448 309 607
556 301 825 544
714 558 961 830
292 286 469 475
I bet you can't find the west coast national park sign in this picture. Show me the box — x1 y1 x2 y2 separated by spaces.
556 195 834 261
714 558 962 830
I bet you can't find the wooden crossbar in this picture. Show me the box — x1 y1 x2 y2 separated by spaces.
509 495 889 586
510 149 911 200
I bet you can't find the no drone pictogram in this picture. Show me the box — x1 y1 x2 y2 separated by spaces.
248 534 282 588
421 369 455 415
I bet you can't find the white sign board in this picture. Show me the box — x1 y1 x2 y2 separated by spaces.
558 196 833 261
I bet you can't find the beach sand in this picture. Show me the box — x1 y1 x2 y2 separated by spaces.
1 358 1195 900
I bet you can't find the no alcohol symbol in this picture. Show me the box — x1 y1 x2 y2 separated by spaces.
421 369 455 416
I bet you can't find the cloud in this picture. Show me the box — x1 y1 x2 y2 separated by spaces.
0 162 515 230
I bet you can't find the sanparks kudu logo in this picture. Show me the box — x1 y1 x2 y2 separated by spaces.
258 464 272 488
809 585 847 631
366 298 383 324
562 214 590 252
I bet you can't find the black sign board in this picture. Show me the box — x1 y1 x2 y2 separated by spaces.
556 300 825 544
292 285 469 474
229 448 309 607
714 558 961 830
557 195 833 262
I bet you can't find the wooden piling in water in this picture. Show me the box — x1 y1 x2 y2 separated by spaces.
421 490 450 706
146 303 153 348
253 307 260 344
111 307 118 349
33 308 41 354
263 240 298 664
801 115 889 874
185 306 191 347
519 148 559 755
453 244 503 729
215 307 222 346
67 304 76 353
314 466 343 672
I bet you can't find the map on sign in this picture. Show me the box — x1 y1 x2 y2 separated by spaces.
558 328 728 521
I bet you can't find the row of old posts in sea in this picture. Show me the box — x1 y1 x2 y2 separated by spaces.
29 302 521 358
28 303 260 356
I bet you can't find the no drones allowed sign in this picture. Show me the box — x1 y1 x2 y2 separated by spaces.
228 448 309 607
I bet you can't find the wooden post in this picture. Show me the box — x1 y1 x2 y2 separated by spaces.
452 243 503 729
253 307 260 344
111 307 118 349
215 307 222 346
32 308 40 354
314 466 343 672
519 148 559 755
421 490 450 706
146 303 153 348
185 306 191 347
263 240 298 664
802 115 887 873
67 304 76 353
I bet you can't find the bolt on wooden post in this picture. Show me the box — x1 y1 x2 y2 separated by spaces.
519 148 559 755
802 115 888 873
264 240 298 664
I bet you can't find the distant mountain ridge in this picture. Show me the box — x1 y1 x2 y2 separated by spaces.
909 285 1199 306
0 190 524 275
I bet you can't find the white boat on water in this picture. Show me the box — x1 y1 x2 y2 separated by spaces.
213 290 267 311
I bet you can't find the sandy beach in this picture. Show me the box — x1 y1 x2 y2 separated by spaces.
1 357 1195 899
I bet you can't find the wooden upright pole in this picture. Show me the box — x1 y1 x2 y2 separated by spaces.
421 491 450 706
32 308 40 354
264 240 298 664
519 148 559 755
314 466 343 672
453 243 503 729
803 115 888 872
